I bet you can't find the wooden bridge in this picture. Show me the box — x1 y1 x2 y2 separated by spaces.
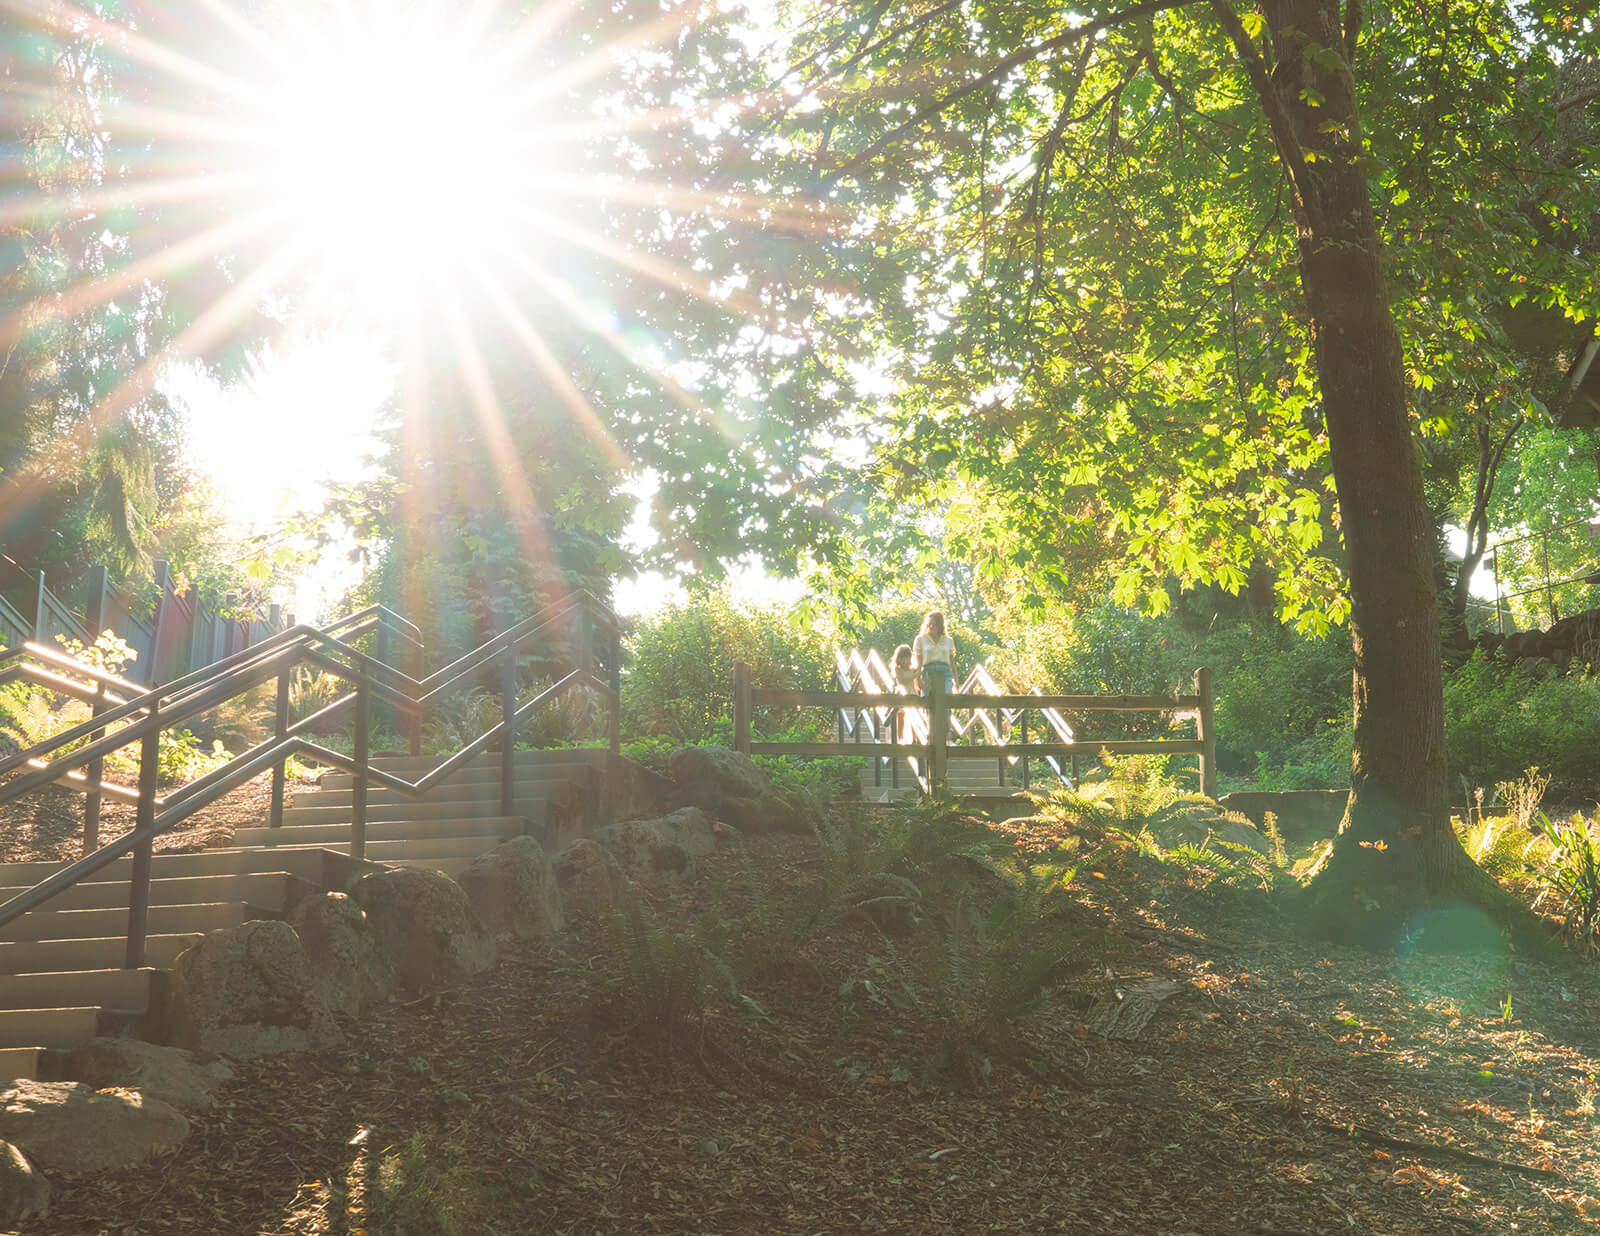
732 650 1216 803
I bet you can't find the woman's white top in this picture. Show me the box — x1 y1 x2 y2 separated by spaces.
914 633 955 669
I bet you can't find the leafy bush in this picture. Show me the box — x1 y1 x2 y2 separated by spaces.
623 588 833 745
1444 654 1600 799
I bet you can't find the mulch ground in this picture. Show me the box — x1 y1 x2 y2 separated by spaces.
10 806 1600 1235
0 775 318 868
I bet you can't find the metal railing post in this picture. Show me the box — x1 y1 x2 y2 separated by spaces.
352 667 368 862
125 698 159 970
733 662 751 755
1195 666 1217 799
500 646 516 818
269 670 290 829
84 680 106 855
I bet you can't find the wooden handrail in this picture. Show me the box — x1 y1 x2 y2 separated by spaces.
739 657 1217 798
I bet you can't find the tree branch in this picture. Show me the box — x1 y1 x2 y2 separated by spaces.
1342 0 1362 66
1208 0 1314 219
821 0 1199 185
1556 84 1600 113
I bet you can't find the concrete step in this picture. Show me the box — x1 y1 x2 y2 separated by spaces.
383 857 474 876
316 750 603 789
312 769 592 795
259 835 511 865
0 1007 101 1050
235 817 525 849
0 968 152 1013
280 800 548 829
289 777 578 809
0 872 306 916
0 1047 42 1082
0 847 367 892
0 934 202 976
0 901 249 945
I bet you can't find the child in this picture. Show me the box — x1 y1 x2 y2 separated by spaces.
890 644 918 692
890 643 917 743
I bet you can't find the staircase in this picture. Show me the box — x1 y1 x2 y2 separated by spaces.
859 755 1057 804
0 748 658 1080
0 845 367 1081
0 592 651 1083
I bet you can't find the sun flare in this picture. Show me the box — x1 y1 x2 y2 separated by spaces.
237 7 552 307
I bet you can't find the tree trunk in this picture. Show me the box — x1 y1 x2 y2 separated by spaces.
1240 0 1535 946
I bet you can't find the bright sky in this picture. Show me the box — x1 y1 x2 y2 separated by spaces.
146 0 811 627
166 331 391 621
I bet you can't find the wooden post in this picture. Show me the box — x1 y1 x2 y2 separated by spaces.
181 584 203 676
125 698 159 970
84 564 108 638
1020 711 1030 792
1195 666 1217 799
607 623 621 756
733 661 751 755
84 680 106 855
352 668 368 862
929 676 949 792
500 647 516 819
147 561 172 685
270 670 290 829
32 572 46 642
996 705 1005 786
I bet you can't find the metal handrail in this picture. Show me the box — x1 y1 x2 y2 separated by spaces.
0 589 623 960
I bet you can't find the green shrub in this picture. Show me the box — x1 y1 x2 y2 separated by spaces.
1444 654 1600 799
623 588 833 745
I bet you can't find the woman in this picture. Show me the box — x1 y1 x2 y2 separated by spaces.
912 610 957 697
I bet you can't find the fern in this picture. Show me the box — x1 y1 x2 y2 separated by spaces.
603 891 735 1055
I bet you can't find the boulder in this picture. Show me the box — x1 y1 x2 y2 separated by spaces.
554 837 621 917
598 807 721 884
669 746 770 800
163 919 342 1059
288 892 394 1019
667 746 824 836
1149 806 1272 856
352 867 495 992
0 1081 187 1179
1502 629 1542 662
60 1038 231 1115
0 1141 48 1223
455 836 564 941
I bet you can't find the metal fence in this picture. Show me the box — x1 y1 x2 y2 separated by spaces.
0 557 290 685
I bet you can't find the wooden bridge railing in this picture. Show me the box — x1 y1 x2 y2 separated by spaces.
733 662 1217 797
